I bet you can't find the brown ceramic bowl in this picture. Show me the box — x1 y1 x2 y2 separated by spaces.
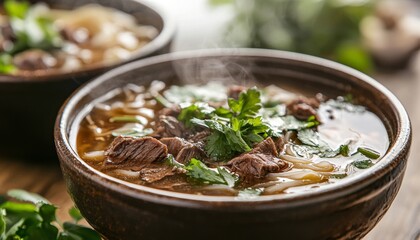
55 49 411 240
0 0 174 160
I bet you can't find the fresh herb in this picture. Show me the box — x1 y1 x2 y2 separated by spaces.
3 0 62 55
0 54 16 74
185 159 238 187
228 87 262 119
111 128 153 138
329 173 348 179
153 93 172 108
357 147 380 159
237 188 263 198
297 129 353 158
166 157 238 187
352 159 374 169
0 189 100 240
189 88 280 160
178 102 215 128
339 144 350 157
297 129 336 157
4 0 29 19
110 115 145 124
266 115 319 133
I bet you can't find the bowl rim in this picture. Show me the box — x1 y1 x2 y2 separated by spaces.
0 0 176 83
55 48 411 209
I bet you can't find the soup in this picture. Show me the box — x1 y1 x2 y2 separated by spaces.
0 0 158 75
75 81 389 197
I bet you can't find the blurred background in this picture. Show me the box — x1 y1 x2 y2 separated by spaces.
161 0 420 74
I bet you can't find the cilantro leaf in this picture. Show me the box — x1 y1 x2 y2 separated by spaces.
297 129 345 158
228 87 262 119
238 188 263 198
61 222 101 240
185 158 238 186
352 159 374 169
0 189 100 240
68 207 83 224
7 189 49 205
178 102 215 127
339 144 350 157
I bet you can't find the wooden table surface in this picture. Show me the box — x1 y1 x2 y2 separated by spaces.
0 70 419 240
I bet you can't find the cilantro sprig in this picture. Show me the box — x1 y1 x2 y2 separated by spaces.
0 189 100 240
166 156 238 187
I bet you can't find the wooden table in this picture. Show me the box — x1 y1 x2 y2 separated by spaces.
0 70 419 239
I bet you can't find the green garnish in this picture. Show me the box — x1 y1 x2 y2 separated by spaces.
329 173 348 179
0 54 16 74
237 188 263 198
111 128 153 138
352 159 374 169
3 0 62 55
339 144 350 157
0 189 100 240
165 156 238 187
178 103 215 128
109 115 145 124
185 158 238 187
357 147 380 159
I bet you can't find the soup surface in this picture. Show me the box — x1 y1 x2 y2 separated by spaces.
75 81 389 197
0 0 158 75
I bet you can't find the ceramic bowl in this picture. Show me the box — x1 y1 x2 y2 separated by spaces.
55 49 411 240
0 0 175 160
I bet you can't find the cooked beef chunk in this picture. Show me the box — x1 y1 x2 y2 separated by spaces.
251 137 278 156
228 153 289 181
228 85 247 99
154 115 186 138
286 96 320 120
105 136 168 168
139 164 182 183
159 137 206 164
176 145 207 164
158 106 181 118
274 137 285 154
1 23 16 42
160 137 192 156
228 137 289 181
13 50 57 71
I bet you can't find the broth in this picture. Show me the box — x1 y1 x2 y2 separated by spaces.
76 81 389 197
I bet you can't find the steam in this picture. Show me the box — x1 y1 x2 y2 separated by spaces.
171 52 258 87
